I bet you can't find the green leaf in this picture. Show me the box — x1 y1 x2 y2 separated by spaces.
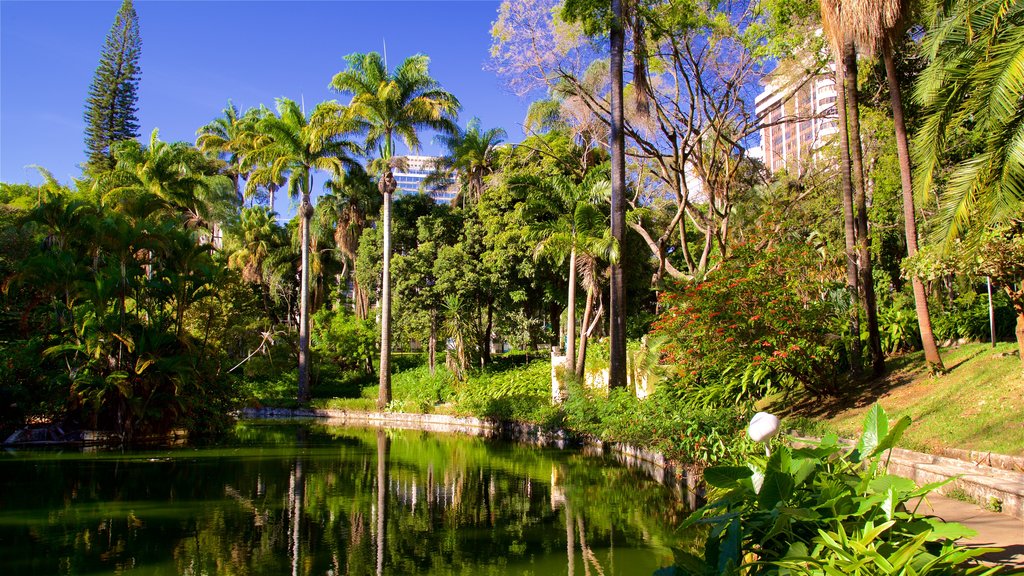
855 404 888 461
716 518 742 575
870 415 912 459
758 469 795 509
704 466 753 488
922 517 977 541
868 474 917 495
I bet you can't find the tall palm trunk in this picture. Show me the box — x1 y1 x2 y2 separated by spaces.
375 429 390 576
565 248 578 374
883 44 945 373
842 41 885 377
429 308 437 375
298 181 312 404
576 286 595 378
836 56 863 376
608 0 627 389
378 170 395 410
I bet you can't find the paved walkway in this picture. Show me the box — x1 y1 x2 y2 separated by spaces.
919 494 1024 569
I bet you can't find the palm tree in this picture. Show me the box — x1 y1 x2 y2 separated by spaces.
228 205 279 284
316 166 381 319
915 0 1023 367
608 0 628 389
427 118 507 207
820 1 886 377
915 0 1023 242
244 98 359 403
331 52 460 410
839 0 945 372
531 175 613 379
196 100 249 202
104 129 235 234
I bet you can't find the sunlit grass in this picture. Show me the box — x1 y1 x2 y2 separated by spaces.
786 342 1024 455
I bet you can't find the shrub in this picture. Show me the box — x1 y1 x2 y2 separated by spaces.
563 386 751 466
653 244 843 406
670 405 1004 575
311 307 377 372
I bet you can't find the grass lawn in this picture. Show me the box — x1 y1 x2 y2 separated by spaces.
778 342 1024 456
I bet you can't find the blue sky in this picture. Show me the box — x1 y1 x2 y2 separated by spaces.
0 0 534 197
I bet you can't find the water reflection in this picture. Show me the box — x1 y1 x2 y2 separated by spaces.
0 421 694 575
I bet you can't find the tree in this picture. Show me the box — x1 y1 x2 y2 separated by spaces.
317 166 381 319
530 174 613 378
427 118 507 207
84 0 141 174
916 0 1024 368
331 52 460 409
244 99 358 403
820 0 886 377
841 0 945 372
196 101 253 202
915 0 1023 243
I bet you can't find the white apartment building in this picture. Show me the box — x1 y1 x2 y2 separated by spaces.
393 155 457 204
754 70 838 175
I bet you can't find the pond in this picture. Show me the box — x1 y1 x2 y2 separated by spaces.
0 420 699 575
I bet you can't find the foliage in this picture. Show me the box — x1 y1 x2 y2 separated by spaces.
914 0 1024 246
672 405 1003 575
653 245 844 406
564 386 751 466
310 307 377 372
878 292 922 354
452 360 559 425
83 0 141 173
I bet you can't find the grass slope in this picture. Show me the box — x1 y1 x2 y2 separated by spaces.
780 342 1024 456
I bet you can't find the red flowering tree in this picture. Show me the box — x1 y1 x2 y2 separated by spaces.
652 244 843 406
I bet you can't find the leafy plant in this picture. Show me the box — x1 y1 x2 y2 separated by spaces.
653 244 844 406
668 405 1005 575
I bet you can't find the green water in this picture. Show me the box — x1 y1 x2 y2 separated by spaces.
0 421 696 575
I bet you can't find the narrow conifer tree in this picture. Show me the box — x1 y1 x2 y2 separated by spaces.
83 0 141 173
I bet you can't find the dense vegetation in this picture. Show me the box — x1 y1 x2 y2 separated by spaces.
1 0 1021 465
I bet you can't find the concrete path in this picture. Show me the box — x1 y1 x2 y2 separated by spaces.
917 494 1024 569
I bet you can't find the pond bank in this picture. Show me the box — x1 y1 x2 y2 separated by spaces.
239 406 704 508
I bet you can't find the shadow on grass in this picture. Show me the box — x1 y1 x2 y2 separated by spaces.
778 352 924 420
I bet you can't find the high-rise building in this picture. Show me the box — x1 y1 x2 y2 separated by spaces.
393 155 457 204
754 70 838 175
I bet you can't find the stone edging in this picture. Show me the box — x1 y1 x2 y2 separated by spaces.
238 407 700 504
793 435 1024 520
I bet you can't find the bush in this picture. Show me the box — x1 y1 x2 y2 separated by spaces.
311 308 377 372
653 244 843 406
933 289 1016 343
879 291 922 354
564 386 751 466
454 360 557 426
670 405 1004 575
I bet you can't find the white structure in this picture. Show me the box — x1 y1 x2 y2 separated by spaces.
755 69 838 175
394 155 457 204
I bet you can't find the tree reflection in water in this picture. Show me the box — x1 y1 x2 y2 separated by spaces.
0 422 696 575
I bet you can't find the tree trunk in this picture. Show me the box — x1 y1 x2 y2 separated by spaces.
566 248 578 374
375 429 390 576
575 287 595 378
429 308 437 376
883 45 945 373
549 301 561 352
298 187 312 404
843 41 885 378
608 0 628 389
1016 310 1024 372
378 170 396 410
836 55 863 376
482 298 494 365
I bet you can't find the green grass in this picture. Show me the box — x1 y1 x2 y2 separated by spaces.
779 342 1024 456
